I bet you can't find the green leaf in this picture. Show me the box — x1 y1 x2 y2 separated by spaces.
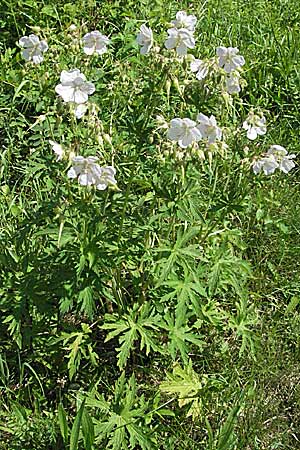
102 303 162 368
79 286 95 319
70 399 86 450
58 403 69 444
82 408 95 450
217 404 240 450
160 361 204 420
285 296 299 314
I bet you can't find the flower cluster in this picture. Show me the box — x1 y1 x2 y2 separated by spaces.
167 113 222 148
49 140 117 191
216 46 245 94
55 69 95 119
243 111 267 140
165 11 197 56
253 146 296 175
136 11 197 57
18 9 296 191
67 156 117 190
17 27 117 192
19 29 109 64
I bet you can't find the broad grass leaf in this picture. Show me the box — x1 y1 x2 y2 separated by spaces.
70 399 86 450
58 403 69 444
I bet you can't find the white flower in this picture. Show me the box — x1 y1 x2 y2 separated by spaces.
171 11 197 32
252 155 279 175
67 156 117 190
167 118 201 148
136 24 153 55
267 145 296 174
96 166 117 190
82 31 110 56
196 113 222 143
253 145 296 175
165 28 195 56
74 103 88 119
49 140 64 161
190 59 209 80
19 34 48 64
243 112 267 140
216 47 245 73
226 72 241 94
55 69 95 104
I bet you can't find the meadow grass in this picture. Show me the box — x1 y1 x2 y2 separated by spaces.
0 0 299 449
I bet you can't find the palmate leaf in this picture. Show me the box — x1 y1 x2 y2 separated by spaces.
127 422 155 450
118 327 138 369
87 373 157 450
78 286 95 319
228 297 258 357
161 266 207 324
101 303 162 368
161 313 204 364
107 415 127 450
208 248 252 298
154 226 202 283
160 361 205 421
51 323 97 379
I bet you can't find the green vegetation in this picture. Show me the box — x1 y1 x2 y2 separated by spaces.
0 0 299 448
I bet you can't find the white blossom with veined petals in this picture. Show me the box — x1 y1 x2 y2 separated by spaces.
190 59 209 80
252 155 279 175
216 47 245 73
136 24 153 55
226 72 241 94
67 156 117 190
243 112 267 140
55 69 95 104
19 34 48 64
165 28 195 56
82 31 110 56
253 145 296 175
96 166 118 190
196 113 222 143
167 118 201 148
267 145 296 174
171 11 197 32
49 140 64 161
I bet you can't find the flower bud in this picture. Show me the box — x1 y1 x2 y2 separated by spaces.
185 54 194 63
222 91 233 107
165 79 171 99
69 151 76 161
31 26 41 33
96 134 104 146
103 134 113 146
172 77 182 95
1 185 10 196
197 149 205 160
